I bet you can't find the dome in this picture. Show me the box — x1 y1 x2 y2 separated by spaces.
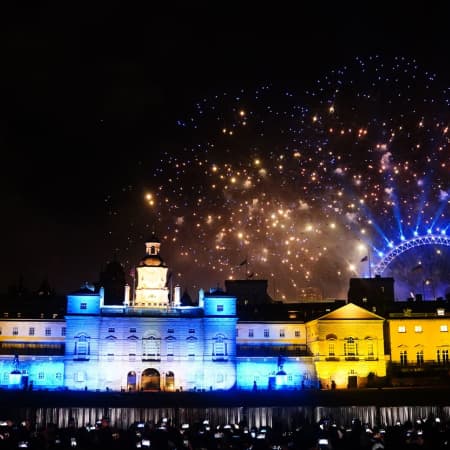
140 254 164 267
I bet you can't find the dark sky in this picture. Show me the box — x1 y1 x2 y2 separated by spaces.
2 3 450 294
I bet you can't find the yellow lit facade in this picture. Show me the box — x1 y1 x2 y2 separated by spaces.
388 308 450 367
306 303 386 389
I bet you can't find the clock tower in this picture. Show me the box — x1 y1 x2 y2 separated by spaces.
134 235 170 307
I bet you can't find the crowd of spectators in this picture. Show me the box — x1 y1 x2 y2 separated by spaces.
0 414 449 449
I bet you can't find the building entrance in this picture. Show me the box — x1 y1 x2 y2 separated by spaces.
141 368 160 391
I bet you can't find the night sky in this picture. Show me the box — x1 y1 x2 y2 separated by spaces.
3 4 450 300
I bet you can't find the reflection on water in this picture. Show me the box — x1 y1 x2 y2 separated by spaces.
8 405 446 429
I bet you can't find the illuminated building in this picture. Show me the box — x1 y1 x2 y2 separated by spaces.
237 320 315 390
0 316 65 389
63 235 238 391
0 236 237 392
306 303 387 389
0 237 449 391
388 306 450 385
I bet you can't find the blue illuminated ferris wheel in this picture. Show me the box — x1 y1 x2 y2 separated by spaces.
373 234 450 275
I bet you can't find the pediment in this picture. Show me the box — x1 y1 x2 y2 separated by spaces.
318 303 384 320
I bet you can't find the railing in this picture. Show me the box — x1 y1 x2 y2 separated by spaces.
321 355 378 361
237 344 309 357
389 361 450 377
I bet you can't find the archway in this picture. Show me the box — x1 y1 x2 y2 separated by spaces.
141 368 160 391
127 371 137 391
165 371 175 391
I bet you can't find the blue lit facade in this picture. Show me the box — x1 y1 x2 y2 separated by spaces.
3 237 393 392
63 237 238 391
0 318 66 390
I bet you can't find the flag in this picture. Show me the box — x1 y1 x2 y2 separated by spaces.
360 256 368 262
238 259 247 266
412 264 423 272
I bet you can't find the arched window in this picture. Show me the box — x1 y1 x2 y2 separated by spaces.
141 368 160 391
165 371 175 391
400 350 408 365
416 350 424 365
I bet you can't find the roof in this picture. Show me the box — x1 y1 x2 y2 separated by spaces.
69 284 98 295
318 303 384 320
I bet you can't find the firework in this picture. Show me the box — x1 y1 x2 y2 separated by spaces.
107 56 450 301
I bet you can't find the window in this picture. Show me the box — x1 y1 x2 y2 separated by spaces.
398 326 406 333
56 372 62 380
328 343 335 356
142 336 161 360
416 350 424 365
414 325 423 333
13 327 18 336
0 327 2 335
3 372 9 383
280 329 285 338
440 325 448 332
188 342 195 359
217 304 224 312
213 334 228 361
130 328 136 333
80 303 87 310
264 329 269 338
437 308 445 316
437 350 441 364
443 349 449 364
108 327 115 333
38 372 44 380
74 334 90 360
344 337 357 357
61 327 66 337
129 353 136 361
367 342 374 357
167 329 174 334
400 350 408 365
188 329 195 334
45 328 51 336
75 371 85 382
248 329 254 338
29 327 35 336
295 330 300 338
167 342 174 358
